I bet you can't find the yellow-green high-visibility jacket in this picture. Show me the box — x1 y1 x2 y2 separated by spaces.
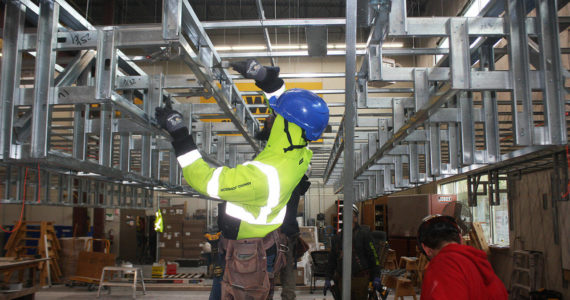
176 115 311 240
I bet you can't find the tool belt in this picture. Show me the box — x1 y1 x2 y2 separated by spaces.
220 230 287 300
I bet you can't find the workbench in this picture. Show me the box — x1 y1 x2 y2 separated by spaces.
0 257 48 300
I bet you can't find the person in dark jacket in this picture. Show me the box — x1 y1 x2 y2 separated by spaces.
417 215 508 300
325 204 381 300
277 175 311 300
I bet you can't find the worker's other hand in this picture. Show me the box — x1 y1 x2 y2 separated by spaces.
372 277 382 290
324 279 332 295
155 107 187 137
230 59 283 93
155 107 197 156
230 59 268 81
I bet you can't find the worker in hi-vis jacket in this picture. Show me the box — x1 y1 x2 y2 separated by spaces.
155 59 329 300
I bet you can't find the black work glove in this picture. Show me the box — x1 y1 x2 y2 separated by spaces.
155 107 196 156
230 59 284 93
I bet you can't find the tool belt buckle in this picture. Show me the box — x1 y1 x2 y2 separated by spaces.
278 243 289 253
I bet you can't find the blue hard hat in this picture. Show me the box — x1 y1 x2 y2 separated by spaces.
269 89 329 141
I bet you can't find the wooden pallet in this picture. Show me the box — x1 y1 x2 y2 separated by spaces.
468 222 489 255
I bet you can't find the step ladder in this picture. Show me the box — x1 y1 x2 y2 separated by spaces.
4 221 63 285
510 250 544 299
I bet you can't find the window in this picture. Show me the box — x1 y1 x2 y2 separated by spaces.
438 178 509 246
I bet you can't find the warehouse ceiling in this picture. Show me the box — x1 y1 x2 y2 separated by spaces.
62 0 432 23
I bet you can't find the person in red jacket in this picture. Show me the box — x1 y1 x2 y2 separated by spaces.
417 215 508 300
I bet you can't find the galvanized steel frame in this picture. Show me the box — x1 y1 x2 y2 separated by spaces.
324 0 569 202
0 0 264 209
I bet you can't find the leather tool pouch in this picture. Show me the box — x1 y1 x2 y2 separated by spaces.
222 238 269 300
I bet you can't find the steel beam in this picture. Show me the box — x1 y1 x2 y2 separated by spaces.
1 2 26 159
449 18 470 89
31 1 59 158
459 92 476 165
507 0 533 145
536 0 567 145
342 0 357 297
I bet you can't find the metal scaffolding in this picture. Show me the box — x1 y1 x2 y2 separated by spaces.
0 0 569 210
0 0 264 209
325 0 570 202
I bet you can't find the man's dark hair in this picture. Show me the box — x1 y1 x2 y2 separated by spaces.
417 215 461 250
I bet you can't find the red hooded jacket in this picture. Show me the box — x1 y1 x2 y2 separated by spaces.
421 243 507 300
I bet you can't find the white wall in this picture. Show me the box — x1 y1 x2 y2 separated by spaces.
0 204 73 226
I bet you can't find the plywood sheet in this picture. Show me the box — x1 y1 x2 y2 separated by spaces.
510 170 568 297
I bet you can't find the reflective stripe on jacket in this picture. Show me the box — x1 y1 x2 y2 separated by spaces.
178 112 311 239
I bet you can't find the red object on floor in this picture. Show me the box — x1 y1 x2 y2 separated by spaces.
166 263 178 275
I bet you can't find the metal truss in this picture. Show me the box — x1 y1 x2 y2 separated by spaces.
0 0 263 209
324 0 570 202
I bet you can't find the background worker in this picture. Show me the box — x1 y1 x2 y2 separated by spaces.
155 59 329 300
276 175 311 300
417 215 508 300
325 204 382 300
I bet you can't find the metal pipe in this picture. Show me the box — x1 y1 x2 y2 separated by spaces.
342 0 357 298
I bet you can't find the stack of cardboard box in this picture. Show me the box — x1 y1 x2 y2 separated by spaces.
182 219 206 259
159 204 186 259
59 237 89 279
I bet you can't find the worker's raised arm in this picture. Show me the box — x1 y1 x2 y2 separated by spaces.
230 59 284 95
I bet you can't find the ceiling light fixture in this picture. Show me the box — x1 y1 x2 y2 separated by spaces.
215 42 403 52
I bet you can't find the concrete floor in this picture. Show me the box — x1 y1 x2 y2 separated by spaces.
35 286 415 299
33 265 417 299
35 285 417 300
35 285 335 300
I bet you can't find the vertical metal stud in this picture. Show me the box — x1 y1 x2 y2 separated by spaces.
413 68 429 111
203 122 212 154
1 2 26 159
169 150 180 186
99 104 113 167
429 123 441 177
119 133 131 172
95 29 117 99
409 143 419 184
480 44 501 162
449 18 470 89
394 156 404 188
73 105 87 160
388 0 407 35
343 0 357 296
424 142 431 178
536 0 567 145
392 99 405 132
459 92 475 165
217 136 226 163
506 0 533 145
378 119 389 147
383 165 393 192
31 0 59 158
229 145 237 168
368 133 378 159
375 170 384 195
162 0 182 40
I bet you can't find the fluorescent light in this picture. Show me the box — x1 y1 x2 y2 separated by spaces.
0 53 3 57
382 42 404 48
214 42 403 52
216 46 233 51
231 45 266 51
